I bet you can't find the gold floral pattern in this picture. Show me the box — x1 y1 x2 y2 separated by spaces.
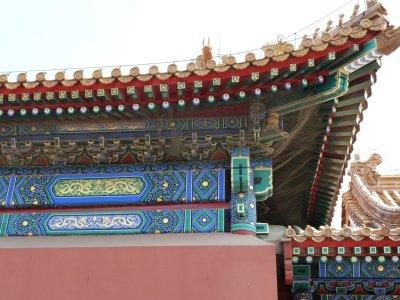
52 177 145 197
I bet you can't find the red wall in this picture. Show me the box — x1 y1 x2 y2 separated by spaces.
0 235 277 300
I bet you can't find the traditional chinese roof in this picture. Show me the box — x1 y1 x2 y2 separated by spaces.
0 1 399 228
263 2 400 227
286 224 400 242
0 13 388 93
283 224 400 293
342 154 400 228
0 2 390 117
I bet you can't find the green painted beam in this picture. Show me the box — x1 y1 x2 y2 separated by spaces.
268 71 348 115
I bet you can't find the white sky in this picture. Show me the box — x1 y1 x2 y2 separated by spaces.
1 0 400 227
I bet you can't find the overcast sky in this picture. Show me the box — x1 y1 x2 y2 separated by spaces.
1 0 399 227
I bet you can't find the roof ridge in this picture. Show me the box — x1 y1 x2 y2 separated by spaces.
0 3 392 88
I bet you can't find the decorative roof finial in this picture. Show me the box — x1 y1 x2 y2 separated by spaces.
377 25 400 55
351 4 360 19
325 20 333 33
350 153 382 185
367 0 377 8
202 37 213 62
300 34 308 48
338 14 345 27
196 38 213 68
313 28 320 40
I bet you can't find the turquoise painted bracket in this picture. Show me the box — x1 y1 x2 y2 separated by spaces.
256 223 269 234
229 147 273 234
254 167 273 201
230 147 257 234
230 147 251 194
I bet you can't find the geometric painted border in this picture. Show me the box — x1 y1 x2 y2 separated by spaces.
0 209 226 236
1 168 226 208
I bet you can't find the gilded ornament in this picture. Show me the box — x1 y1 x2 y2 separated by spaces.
117 76 133 83
52 177 145 197
55 71 65 81
245 52 255 62
0 74 8 83
61 80 77 87
73 70 83 81
232 62 249 70
167 64 177 74
17 73 27 83
149 65 159 75
205 59 216 69
224 56 236 65
23 82 40 89
186 62 197 72
321 33 332 43
99 77 116 84
156 73 172 80
252 58 269 67
175 71 190 78
339 26 352 36
214 65 230 73
80 79 96 86
130 66 140 77
360 18 373 29
92 69 102 79
111 68 121 78
4 82 21 90
42 80 58 88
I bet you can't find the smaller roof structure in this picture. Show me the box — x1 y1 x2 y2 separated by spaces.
342 154 400 228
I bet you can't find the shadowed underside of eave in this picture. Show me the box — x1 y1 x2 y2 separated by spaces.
259 61 380 227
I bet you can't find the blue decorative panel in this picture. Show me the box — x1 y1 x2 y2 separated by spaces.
326 260 352 278
294 255 400 298
0 149 271 237
13 175 53 207
0 177 10 206
1 169 225 208
0 158 271 176
144 171 186 204
1 209 226 236
192 170 225 202
361 260 400 279
191 209 224 233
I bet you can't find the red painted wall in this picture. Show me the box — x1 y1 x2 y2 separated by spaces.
0 234 277 300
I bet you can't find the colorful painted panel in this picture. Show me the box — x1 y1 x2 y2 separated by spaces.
231 148 251 193
253 167 273 201
291 256 400 297
0 208 225 236
6 116 247 136
192 170 225 202
52 177 145 197
0 158 271 176
317 257 400 279
1 168 225 208
230 191 257 233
